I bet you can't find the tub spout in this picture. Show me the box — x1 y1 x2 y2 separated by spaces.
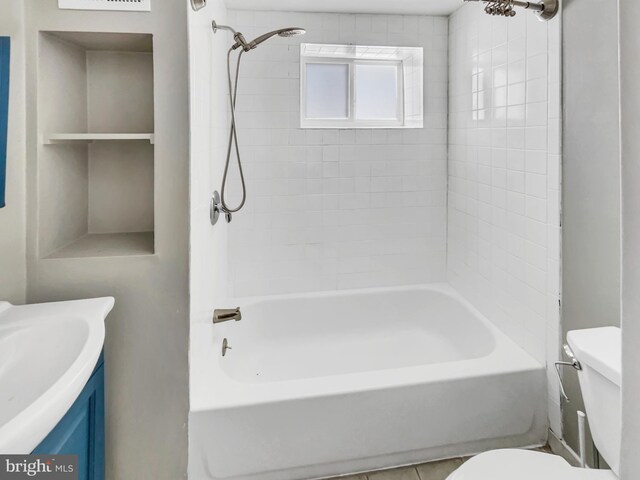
213 307 242 323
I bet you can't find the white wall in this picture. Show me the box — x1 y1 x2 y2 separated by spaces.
0 1 26 304
562 0 620 462
23 1 191 479
447 5 562 433
619 1 640 476
223 10 449 297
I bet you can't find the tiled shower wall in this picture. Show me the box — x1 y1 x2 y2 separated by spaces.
189 0 229 319
224 10 449 297
447 6 562 433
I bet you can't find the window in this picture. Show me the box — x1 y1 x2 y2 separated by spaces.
300 44 424 129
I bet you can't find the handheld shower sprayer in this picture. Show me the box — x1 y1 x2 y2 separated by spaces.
247 28 308 50
213 21 306 52
210 21 306 225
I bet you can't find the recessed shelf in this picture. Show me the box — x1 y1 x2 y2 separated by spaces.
43 133 155 145
37 31 156 260
46 232 154 259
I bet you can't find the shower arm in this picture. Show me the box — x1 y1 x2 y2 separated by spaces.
212 21 249 51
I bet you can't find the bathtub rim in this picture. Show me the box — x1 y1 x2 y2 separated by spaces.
189 283 545 412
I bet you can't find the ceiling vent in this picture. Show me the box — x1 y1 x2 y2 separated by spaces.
58 0 151 12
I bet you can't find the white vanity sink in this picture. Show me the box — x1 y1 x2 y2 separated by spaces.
0 297 114 453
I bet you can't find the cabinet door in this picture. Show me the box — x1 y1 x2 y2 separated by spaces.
0 36 10 208
33 357 105 480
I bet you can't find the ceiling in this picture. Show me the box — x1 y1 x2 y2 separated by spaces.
224 0 464 16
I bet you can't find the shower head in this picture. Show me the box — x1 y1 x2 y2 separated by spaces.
212 21 306 52
277 28 307 38
246 27 306 50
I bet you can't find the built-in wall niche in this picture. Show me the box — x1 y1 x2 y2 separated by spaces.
37 31 155 259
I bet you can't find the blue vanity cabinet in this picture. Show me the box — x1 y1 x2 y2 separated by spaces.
0 36 10 208
33 353 105 480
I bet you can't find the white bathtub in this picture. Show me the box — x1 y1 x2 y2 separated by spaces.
189 284 546 480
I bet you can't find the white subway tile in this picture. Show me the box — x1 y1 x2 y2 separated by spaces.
227 10 448 298
447 6 561 422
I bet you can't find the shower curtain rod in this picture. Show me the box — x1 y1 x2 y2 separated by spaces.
463 0 559 21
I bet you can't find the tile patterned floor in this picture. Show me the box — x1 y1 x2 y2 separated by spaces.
327 447 554 480
328 458 466 480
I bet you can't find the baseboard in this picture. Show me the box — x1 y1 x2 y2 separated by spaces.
548 429 582 467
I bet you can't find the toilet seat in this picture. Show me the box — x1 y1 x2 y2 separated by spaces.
446 449 618 480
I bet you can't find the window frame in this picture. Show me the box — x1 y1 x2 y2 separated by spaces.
300 55 405 129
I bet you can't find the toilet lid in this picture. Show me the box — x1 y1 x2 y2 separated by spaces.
447 449 618 480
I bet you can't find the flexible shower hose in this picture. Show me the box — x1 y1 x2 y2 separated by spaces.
221 47 247 214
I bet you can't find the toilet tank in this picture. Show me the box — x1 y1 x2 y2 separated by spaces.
567 327 621 475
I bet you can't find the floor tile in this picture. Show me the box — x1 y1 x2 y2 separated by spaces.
367 466 420 480
326 448 551 480
415 458 463 480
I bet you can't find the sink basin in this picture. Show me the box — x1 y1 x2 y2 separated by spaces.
0 297 114 453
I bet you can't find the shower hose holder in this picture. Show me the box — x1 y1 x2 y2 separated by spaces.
210 190 232 225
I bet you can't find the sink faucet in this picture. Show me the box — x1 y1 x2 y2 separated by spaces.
213 307 242 324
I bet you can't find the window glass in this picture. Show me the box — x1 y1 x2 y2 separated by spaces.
355 64 399 120
305 63 349 119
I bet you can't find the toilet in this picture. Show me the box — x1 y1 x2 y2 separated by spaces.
447 327 621 480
